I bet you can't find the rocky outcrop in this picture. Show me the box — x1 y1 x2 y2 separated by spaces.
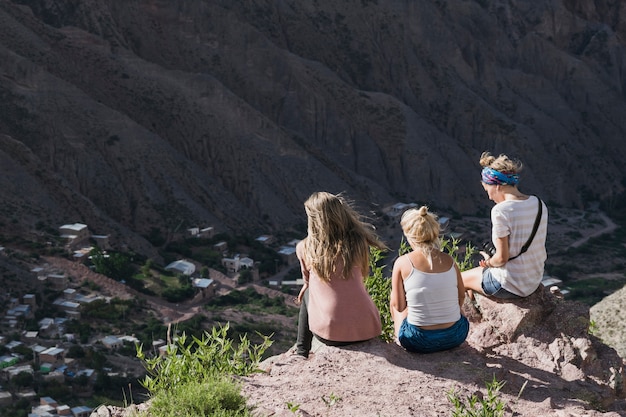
466 287 625 410
1 1 626 249
240 287 624 416
591 285 626 360
85 287 625 416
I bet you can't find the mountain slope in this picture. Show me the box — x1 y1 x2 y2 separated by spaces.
1 0 625 251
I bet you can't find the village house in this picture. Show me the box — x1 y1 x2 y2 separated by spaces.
0 355 19 369
0 390 11 406
7 303 31 319
16 389 36 402
213 241 228 253
59 223 90 248
30 344 48 357
188 226 215 239
30 396 88 417
4 364 33 379
192 278 216 297
100 335 122 350
24 331 38 340
386 202 418 217
63 288 76 299
222 255 254 274
91 234 110 249
71 405 93 417
39 346 65 364
255 235 275 246
38 317 57 337
47 273 68 290
164 260 196 276
23 293 36 307
5 340 23 351
277 246 298 266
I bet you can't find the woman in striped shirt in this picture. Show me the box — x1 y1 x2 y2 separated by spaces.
462 152 548 298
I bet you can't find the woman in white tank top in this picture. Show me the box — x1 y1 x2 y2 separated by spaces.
390 206 469 353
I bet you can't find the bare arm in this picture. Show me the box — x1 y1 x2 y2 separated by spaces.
296 241 310 303
479 235 509 268
454 263 465 307
390 256 408 313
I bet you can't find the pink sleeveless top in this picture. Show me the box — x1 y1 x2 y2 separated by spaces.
307 263 382 342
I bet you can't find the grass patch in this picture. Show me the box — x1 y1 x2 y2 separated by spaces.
147 378 251 417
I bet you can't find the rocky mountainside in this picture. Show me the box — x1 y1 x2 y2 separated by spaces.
1 0 626 253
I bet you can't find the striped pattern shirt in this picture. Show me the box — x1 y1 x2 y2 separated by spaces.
489 196 548 296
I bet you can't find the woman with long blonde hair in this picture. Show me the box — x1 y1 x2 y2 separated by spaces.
295 191 387 358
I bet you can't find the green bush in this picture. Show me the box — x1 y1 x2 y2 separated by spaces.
137 323 272 394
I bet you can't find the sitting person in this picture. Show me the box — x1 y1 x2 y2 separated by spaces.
390 206 469 353
461 151 548 299
295 191 387 358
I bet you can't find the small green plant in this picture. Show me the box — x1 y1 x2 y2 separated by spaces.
447 376 507 417
137 323 272 393
442 237 476 272
321 392 342 407
135 323 272 416
366 246 394 341
286 401 301 413
589 319 599 335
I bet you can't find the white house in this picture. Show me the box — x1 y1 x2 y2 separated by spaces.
165 260 196 276
101 335 122 350
59 223 90 247
222 255 254 273
387 202 418 217
277 246 298 265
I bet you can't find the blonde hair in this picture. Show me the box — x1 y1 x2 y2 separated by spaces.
400 206 441 263
301 192 387 281
479 151 523 174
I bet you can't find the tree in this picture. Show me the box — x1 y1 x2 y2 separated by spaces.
90 247 135 281
66 344 86 359
238 269 253 284
12 371 34 388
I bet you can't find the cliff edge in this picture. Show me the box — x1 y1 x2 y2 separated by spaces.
240 287 625 416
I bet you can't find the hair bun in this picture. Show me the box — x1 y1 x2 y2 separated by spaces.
418 206 428 216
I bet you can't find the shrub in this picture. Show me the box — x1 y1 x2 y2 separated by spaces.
148 378 250 417
137 323 272 394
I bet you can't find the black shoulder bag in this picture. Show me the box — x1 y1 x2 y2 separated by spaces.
508 196 543 261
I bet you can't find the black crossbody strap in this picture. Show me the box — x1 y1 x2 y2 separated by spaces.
508 196 542 261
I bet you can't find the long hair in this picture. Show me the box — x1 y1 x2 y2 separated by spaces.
301 192 387 281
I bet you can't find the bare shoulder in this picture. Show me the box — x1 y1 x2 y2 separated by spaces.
296 239 306 255
393 254 412 276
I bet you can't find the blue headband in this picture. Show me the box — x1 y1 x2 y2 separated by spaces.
481 167 519 186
